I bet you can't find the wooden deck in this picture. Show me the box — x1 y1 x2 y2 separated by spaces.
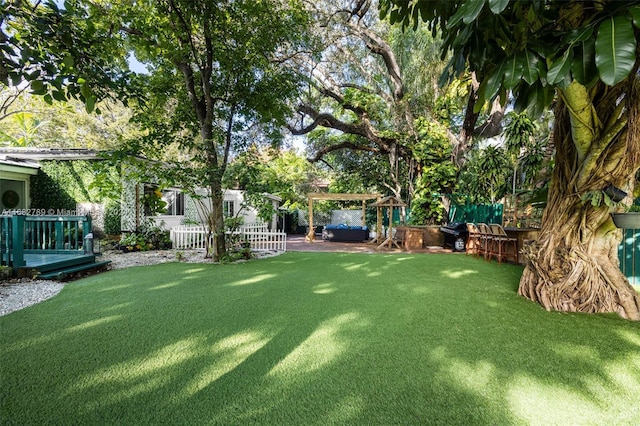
23 252 95 268
4 252 110 279
1 214 110 279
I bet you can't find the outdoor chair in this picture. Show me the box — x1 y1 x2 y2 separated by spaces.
466 223 482 257
477 223 494 261
489 224 519 264
394 227 406 248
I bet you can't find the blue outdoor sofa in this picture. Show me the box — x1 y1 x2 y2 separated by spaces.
322 224 369 242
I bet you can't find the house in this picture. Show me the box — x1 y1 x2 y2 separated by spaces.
0 154 40 212
0 148 282 233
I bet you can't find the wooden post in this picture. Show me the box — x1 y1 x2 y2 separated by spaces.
376 206 382 244
388 201 393 248
55 217 64 250
306 197 315 242
11 215 25 267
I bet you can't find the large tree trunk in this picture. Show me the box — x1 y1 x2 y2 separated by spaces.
206 180 226 261
518 78 640 321
201 119 227 262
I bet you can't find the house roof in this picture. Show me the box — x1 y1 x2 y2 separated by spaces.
0 156 40 169
0 147 101 161
0 152 41 176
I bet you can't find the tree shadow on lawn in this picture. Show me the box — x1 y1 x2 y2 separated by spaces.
1 252 639 424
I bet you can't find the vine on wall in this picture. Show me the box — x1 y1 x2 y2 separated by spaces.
30 160 122 233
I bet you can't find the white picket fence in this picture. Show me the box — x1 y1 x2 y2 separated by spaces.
170 225 210 250
170 223 286 252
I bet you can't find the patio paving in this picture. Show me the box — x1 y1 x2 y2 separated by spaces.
285 234 455 254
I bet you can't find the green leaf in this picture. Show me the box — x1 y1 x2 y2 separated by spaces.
488 0 509 14
522 49 540 85
26 70 41 81
448 0 486 28
571 39 598 86
62 55 74 69
462 0 487 24
522 82 554 119
30 80 45 94
546 49 573 85
564 26 593 45
631 7 640 29
52 90 66 101
10 73 22 86
484 60 506 101
85 95 96 114
503 55 523 89
595 16 637 86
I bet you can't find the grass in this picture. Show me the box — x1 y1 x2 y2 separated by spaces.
1 252 639 425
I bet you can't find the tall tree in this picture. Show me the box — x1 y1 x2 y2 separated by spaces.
1 0 140 111
288 0 504 222
288 0 415 200
382 0 640 320
105 0 307 260
2 0 308 260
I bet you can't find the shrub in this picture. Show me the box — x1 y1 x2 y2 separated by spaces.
0 265 13 281
118 220 172 252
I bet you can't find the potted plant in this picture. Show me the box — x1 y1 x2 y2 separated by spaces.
611 204 640 229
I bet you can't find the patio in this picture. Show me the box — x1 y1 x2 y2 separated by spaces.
285 233 454 254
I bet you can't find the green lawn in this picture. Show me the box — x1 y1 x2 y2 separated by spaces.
1 252 639 425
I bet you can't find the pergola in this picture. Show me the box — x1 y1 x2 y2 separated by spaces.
306 192 381 242
369 195 407 249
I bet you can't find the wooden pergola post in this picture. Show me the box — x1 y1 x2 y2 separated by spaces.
368 196 407 249
306 193 382 243
306 197 315 241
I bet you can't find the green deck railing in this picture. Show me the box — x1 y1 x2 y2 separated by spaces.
0 215 92 268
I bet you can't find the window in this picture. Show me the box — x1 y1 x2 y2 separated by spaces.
223 200 235 217
162 190 185 216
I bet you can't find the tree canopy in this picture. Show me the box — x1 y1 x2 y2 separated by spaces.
381 0 640 320
381 0 640 115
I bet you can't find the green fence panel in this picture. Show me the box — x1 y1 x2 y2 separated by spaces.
618 228 640 285
450 204 503 224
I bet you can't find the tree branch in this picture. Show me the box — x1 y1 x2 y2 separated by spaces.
306 140 380 163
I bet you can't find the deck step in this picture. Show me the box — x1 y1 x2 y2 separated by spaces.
33 254 98 273
38 260 112 280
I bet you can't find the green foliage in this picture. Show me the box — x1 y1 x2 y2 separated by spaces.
118 220 171 252
140 188 167 216
222 237 253 263
30 169 76 211
0 92 139 149
223 147 327 212
410 118 458 224
380 0 640 117
0 111 46 147
103 201 121 235
0 265 13 281
581 190 618 209
458 146 511 204
224 216 245 233
30 160 121 211
1 0 142 111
